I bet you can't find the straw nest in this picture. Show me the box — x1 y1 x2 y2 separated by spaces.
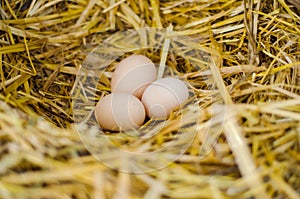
0 0 299 198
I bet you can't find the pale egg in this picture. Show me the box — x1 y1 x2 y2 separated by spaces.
95 93 146 131
141 77 189 118
111 54 157 98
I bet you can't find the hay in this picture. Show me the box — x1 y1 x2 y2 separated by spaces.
0 0 299 198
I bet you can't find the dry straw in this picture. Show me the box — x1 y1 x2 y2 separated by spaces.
0 0 300 198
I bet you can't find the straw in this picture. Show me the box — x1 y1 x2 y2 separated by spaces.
0 0 299 198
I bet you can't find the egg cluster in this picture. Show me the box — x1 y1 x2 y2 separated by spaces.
94 54 189 131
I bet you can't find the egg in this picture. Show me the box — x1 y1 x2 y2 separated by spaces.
111 54 157 98
141 77 189 118
95 93 146 131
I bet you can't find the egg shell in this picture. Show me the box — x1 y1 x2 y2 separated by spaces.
141 77 189 118
95 93 146 131
111 54 157 98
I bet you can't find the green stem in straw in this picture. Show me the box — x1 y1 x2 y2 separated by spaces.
157 24 173 79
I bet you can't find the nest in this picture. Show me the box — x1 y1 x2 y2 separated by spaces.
0 0 299 198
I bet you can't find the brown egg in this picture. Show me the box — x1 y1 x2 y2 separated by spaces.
142 78 189 118
111 54 157 98
95 93 145 131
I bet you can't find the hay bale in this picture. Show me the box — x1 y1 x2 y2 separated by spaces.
0 0 299 198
